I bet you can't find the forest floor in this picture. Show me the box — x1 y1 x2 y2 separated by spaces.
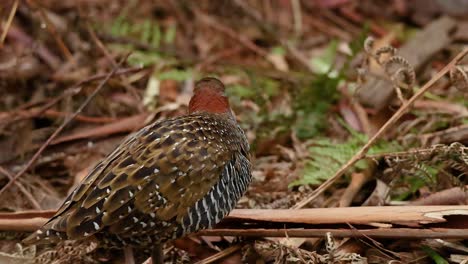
0 0 467 263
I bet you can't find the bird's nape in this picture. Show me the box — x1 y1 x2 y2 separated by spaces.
189 77 231 114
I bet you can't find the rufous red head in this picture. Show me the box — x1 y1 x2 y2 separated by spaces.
189 77 231 114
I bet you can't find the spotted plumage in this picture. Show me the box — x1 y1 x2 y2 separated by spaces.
23 78 251 252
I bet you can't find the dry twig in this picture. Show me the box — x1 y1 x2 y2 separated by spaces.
0 0 18 47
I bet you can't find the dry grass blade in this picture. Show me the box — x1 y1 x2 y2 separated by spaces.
0 0 18 47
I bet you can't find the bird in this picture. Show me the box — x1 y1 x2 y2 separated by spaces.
23 77 252 263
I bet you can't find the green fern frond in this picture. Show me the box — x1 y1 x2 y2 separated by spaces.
293 130 401 186
106 15 176 50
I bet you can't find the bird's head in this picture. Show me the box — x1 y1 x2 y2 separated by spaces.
189 77 232 115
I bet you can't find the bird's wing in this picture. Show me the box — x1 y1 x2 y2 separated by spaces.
23 114 243 243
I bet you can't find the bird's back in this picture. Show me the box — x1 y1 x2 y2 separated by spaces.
23 113 251 247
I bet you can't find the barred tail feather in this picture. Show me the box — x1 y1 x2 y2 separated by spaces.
22 220 67 245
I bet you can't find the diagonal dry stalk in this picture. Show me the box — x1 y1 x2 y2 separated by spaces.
293 48 468 209
0 166 42 210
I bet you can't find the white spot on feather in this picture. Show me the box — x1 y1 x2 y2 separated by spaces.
93 222 100 230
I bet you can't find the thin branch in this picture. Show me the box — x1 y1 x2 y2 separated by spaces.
199 228 468 239
226 206 468 225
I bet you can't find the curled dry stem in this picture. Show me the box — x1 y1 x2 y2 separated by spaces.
361 37 416 103
450 65 468 92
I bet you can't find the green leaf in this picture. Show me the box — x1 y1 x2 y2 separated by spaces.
271 46 286 55
421 246 448 264
141 19 152 44
158 69 192 81
228 84 257 99
164 24 177 44
293 74 341 138
120 21 130 36
310 40 338 74
151 24 161 47
126 50 161 67
262 78 280 97
110 15 125 36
